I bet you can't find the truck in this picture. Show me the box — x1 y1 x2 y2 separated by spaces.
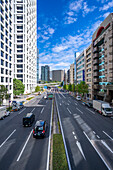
11 101 24 111
93 100 113 116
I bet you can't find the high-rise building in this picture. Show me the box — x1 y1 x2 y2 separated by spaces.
0 0 13 100
67 69 70 83
13 0 37 93
37 49 39 82
41 65 50 82
70 63 74 84
92 13 113 102
85 44 93 99
52 70 64 82
76 51 85 84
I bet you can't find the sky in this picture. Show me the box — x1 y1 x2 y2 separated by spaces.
37 0 113 78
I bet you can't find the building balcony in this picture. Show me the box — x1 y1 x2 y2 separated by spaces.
93 59 99 65
93 53 98 59
93 72 99 77
93 65 98 71
109 72 113 78
93 85 99 89
93 46 98 53
93 78 99 82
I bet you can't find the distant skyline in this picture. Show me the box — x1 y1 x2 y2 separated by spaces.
37 0 113 77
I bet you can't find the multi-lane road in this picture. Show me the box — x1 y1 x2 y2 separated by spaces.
55 92 113 170
0 90 113 170
0 93 52 170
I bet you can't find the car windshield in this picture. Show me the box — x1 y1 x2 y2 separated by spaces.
23 118 30 123
36 126 43 131
105 108 112 112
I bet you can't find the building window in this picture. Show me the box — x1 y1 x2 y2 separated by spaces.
1 77 4 82
5 61 8 67
5 53 8 59
1 51 4 57
1 59 4 65
1 33 4 40
1 68 4 74
6 69 8 75
1 42 4 49
6 77 8 82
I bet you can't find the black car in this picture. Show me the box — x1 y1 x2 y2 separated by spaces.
23 113 35 127
33 120 46 138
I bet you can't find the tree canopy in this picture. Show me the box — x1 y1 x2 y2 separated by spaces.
0 85 9 105
35 85 40 92
13 78 25 97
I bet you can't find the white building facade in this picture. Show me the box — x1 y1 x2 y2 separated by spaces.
0 0 13 100
13 0 37 93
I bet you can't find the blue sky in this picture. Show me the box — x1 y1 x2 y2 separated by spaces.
37 0 113 77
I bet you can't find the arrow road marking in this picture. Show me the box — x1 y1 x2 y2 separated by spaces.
76 141 86 160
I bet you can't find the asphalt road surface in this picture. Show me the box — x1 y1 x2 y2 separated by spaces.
0 93 52 170
55 91 113 170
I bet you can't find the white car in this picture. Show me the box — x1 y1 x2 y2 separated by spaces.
76 96 81 101
5 111 10 117
44 95 47 99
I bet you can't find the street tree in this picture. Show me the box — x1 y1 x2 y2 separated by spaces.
13 78 25 97
35 85 40 92
0 85 8 105
75 81 88 97
68 83 72 91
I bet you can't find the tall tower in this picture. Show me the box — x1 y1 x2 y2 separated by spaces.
0 0 13 100
13 0 37 93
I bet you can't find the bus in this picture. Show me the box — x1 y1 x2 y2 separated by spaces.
23 113 35 127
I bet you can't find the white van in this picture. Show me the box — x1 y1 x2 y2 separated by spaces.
0 106 6 120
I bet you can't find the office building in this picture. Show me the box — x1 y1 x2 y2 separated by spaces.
41 65 50 82
92 13 113 102
76 51 85 84
67 69 70 83
13 0 37 93
0 0 13 100
85 44 93 99
70 63 74 84
37 49 39 82
52 70 64 82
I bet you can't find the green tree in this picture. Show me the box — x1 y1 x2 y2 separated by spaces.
0 85 8 105
72 84 75 92
35 85 40 92
68 83 72 91
63 84 68 90
75 81 88 97
60 82 63 87
13 78 25 97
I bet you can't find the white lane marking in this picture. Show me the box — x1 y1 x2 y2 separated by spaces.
101 140 113 153
76 108 83 114
68 100 71 103
72 132 75 135
67 108 72 114
0 129 16 148
67 103 69 105
74 136 77 140
60 93 66 98
18 108 26 114
46 100 48 103
83 131 111 170
17 130 33 161
46 100 53 170
31 108 35 113
103 131 113 140
76 141 86 160
75 103 77 105
86 108 95 114
55 96 72 170
60 103 61 106
41 107 44 114
93 131 96 134
97 135 100 139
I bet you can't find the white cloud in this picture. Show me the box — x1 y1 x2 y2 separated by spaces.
99 0 113 11
64 17 77 24
67 11 74 16
103 12 110 18
69 0 83 12
52 45 69 52
83 2 96 17
48 28 55 34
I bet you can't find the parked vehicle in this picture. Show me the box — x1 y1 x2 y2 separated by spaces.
85 102 93 108
23 113 35 127
76 96 81 101
4 110 10 117
0 106 6 120
47 93 53 100
11 101 24 111
93 100 113 116
33 120 46 138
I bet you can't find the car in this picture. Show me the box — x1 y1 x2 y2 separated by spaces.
23 113 35 127
85 102 93 108
4 110 10 117
76 96 81 101
33 120 46 138
44 95 47 99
